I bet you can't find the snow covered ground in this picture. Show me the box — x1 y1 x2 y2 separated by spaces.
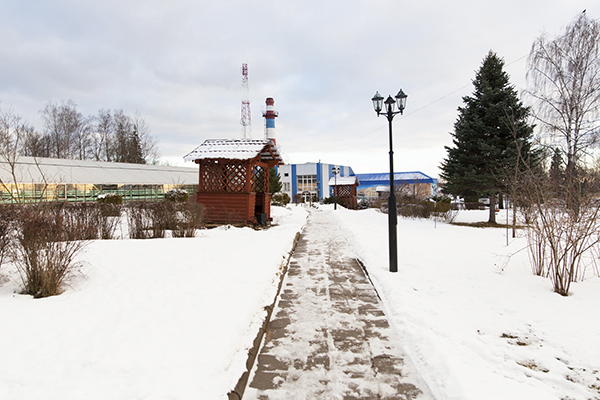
333 206 600 400
0 204 598 399
0 206 308 400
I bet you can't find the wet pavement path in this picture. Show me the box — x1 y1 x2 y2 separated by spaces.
244 208 433 399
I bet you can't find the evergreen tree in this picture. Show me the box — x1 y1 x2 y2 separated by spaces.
269 167 282 194
127 127 145 164
441 51 535 223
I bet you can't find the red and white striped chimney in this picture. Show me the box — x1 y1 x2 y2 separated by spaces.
262 97 278 144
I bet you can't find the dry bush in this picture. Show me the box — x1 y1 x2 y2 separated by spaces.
98 203 122 239
164 188 189 203
60 203 100 240
516 168 600 296
96 193 123 205
172 201 205 238
429 196 458 223
398 203 430 219
126 201 181 239
0 205 17 268
12 204 90 298
148 201 175 238
127 201 152 239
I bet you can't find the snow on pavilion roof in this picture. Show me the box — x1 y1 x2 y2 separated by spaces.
183 139 283 164
328 176 359 186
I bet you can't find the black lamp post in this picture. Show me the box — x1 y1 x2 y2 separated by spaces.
372 89 407 273
331 167 340 210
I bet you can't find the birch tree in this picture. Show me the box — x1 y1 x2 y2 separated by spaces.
526 12 600 177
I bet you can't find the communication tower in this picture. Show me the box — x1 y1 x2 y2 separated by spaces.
240 63 251 138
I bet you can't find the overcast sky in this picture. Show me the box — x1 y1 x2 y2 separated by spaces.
0 1 596 177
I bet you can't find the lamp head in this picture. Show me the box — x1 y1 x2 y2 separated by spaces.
371 91 384 114
395 89 407 114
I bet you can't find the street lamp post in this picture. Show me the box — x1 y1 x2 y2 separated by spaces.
371 89 407 273
331 167 340 210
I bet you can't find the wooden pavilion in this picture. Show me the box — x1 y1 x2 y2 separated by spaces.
329 176 360 209
183 139 283 225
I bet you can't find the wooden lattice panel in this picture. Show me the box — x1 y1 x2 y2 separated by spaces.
200 160 247 193
334 185 353 198
252 166 267 193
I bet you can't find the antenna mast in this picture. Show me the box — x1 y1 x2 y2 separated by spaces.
240 63 251 138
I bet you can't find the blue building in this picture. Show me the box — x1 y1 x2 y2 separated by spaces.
355 171 438 199
279 163 438 203
279 162 355 202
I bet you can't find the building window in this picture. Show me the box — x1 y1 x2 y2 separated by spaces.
297 175 317 192
283 182 290 192
284 172 289 177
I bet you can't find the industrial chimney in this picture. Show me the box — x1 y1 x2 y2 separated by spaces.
262 97 278 144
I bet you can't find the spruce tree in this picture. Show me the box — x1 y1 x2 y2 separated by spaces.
441 51 535 223
269 167 282 194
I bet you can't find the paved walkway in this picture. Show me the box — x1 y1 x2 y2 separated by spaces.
244 208 433 400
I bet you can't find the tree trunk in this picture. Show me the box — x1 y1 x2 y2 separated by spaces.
488 194 497 224
512 198 517 238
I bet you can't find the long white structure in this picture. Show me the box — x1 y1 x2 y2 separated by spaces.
0 156 198 203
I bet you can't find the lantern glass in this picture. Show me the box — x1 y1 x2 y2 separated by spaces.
384 95 396 112
395 89 407 112
371 91 384 113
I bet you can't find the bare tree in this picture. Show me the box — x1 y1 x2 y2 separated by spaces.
0 107 37 202
73 115 93 160
41 100 92 160
132 111 160 164
90 109 114 162
19 127 50 158
89 109 159 164
526 13 600 176
113 109 133 163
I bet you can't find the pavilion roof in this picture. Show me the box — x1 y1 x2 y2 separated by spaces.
183 139 283 165
328 176 359 186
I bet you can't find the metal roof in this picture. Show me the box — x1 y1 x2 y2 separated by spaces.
0 156 198 185
355 171 437 184
183 139 283 165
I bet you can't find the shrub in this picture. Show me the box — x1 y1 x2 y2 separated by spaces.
148 201 175 238
271 192 290 207
0 205 16 268
172 201 205 238
60 203 100 240
429 195 452 212
98 203 122 239
12 204 89 298
127 201 192 239
322 196 336 204
357 199 370 210
165 188 189 203
398 203 430 219
96 193 123 205
127 201 152 239
426 195 458 223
